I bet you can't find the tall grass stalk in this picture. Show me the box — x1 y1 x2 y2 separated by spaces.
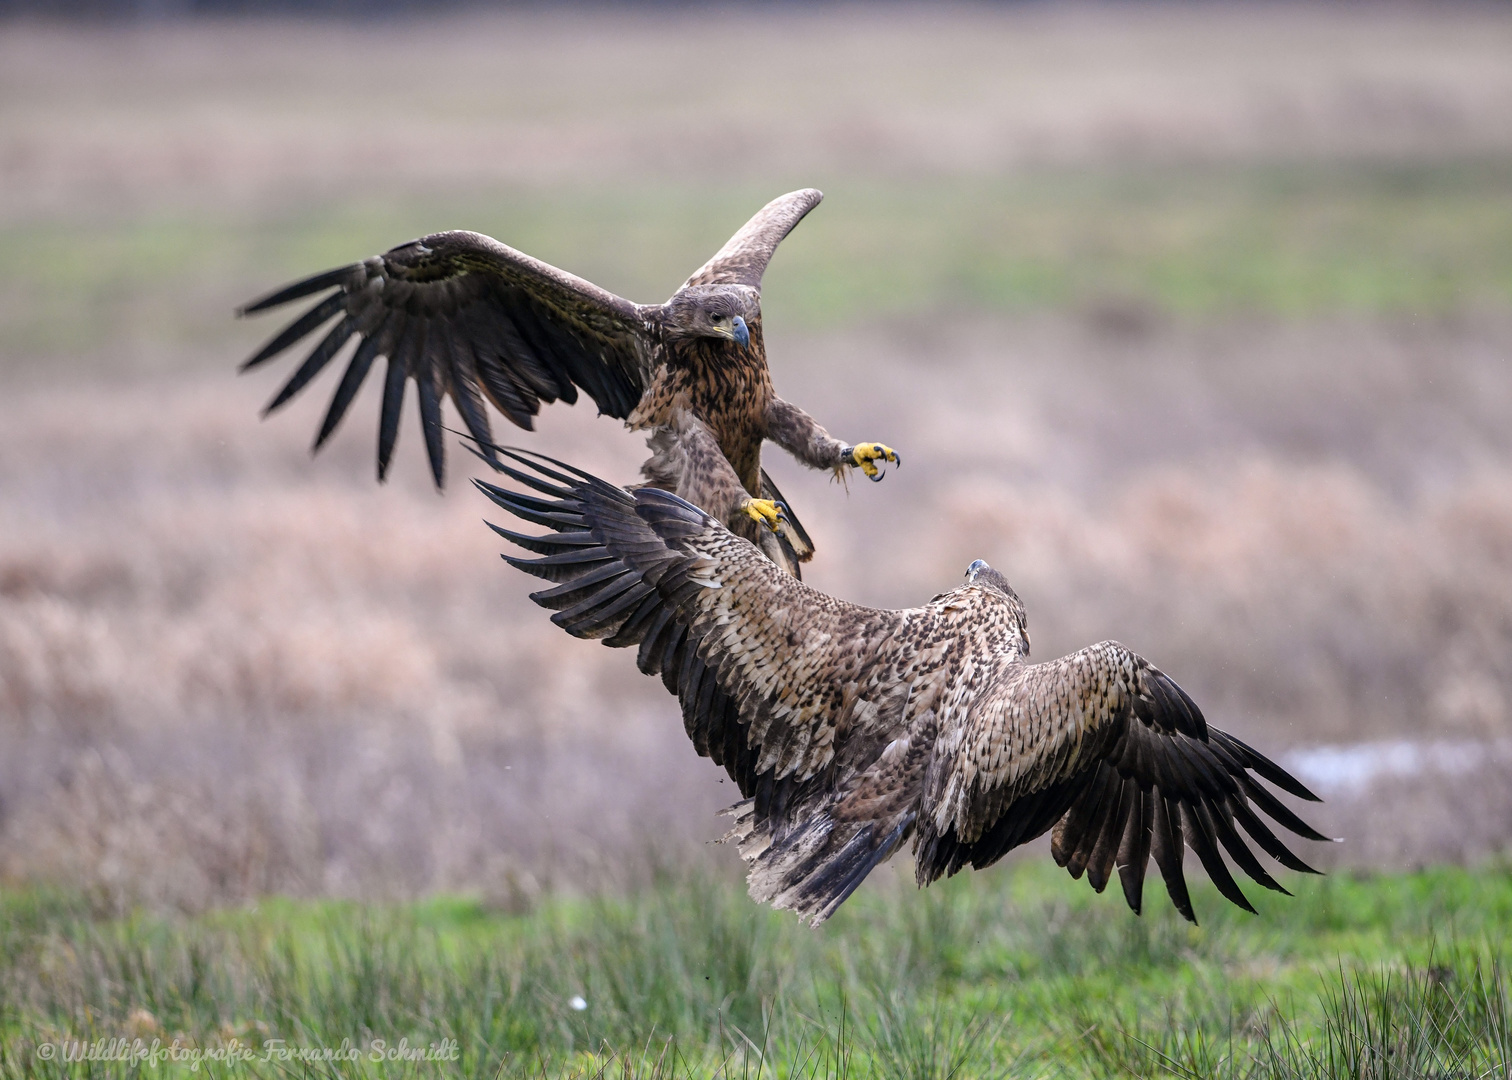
1 866 1510 1077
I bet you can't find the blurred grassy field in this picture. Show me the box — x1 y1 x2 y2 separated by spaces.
3 6 1512 915
4 8 1512 1076
7 162 1512 377
5 863 1512 1078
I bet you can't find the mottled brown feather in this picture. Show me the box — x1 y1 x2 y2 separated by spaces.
681 189 824 289
238 191 871 575
479 451 1327 925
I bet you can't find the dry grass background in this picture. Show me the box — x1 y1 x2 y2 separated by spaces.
5 5 1512 212
3 4 1512 913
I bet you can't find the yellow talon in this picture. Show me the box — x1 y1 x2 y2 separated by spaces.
743 498 786 532
845 442 901 481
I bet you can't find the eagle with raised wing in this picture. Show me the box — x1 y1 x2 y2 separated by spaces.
237 189 898 577
478 449 1329 925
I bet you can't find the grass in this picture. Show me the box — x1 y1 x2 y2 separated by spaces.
2 861 1510 1077
6 159 1512 378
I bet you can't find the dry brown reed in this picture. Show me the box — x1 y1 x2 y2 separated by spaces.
4 5 1512 909
3 311 1511 908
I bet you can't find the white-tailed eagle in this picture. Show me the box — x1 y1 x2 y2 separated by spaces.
477 449 1329 925
237 190 898 577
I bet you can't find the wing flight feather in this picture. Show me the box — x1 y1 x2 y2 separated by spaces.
239 232 657 487
474 449 1327 926
917 645 1327 923
473 448 916 802
681 190 823 289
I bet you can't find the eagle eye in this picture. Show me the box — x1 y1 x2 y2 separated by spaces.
710 312 725 323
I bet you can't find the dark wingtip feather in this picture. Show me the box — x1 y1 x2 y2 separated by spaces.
240 292 347 372
1209 801 1290 896
261 316 358 417
487 458 577 500
496 445 635 497
376 354 408 483
1183 803 1257 915
1214 730 1323 803
1151 794 1197 924
416 366 447 490
455 435 618 497
238 265 357 316
313 335 380 451
1225 793 1325 875
1236 773 1332 844
1115 787 1153 916
457 433 504 470
481 516 599 555
447 374 498 467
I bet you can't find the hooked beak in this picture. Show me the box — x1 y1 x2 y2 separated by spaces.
966 559 989 582
731 315 750 348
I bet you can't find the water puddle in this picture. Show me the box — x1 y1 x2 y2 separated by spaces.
1284 738 1512 794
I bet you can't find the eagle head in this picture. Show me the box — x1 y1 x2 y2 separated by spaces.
664 285 758 348
966 560 1031 654
965 559 1016 595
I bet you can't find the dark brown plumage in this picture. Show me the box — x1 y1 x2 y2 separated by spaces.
237 189 899 576
478 449 1330 926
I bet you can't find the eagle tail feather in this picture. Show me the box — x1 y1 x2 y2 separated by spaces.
759 469 814 563
729 800 913 927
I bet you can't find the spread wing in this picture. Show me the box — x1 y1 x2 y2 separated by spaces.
479 447 958 922
474 448 913 802
238 231 658 487
681 189 823 289
917 645 1329 922
475 450 1324 926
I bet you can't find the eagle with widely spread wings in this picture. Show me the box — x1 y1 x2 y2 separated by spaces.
474 449 1329 925
237 189 897 577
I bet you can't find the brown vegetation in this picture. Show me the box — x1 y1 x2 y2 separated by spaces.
3 6 1512 910
5 309 1512 908
5 5 1512 216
